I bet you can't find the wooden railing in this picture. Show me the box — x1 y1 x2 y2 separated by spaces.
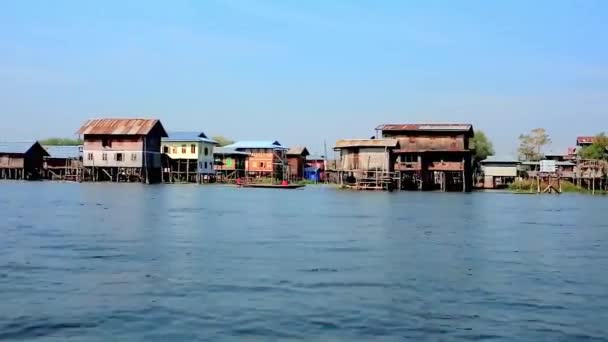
394 162 421 171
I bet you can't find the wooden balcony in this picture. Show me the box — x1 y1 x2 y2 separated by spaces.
394 162 421 171
428 161 464 171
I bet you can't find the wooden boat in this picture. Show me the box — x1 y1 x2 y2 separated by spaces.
240 183 306 189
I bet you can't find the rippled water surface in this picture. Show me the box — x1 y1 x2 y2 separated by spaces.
1 182 608 341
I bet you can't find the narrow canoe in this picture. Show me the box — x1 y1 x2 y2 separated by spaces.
241 184 306 189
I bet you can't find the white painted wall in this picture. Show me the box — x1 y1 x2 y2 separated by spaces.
197 142 215 174
482 165 518 177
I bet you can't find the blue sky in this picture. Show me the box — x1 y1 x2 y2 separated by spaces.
1 0 606 155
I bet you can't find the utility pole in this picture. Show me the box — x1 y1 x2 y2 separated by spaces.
323 139 328 183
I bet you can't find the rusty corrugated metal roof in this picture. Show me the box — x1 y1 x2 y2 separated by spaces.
393 148 470 153
376 123 473 133
334 139 399 149
287 146 310 156
76 119 168 137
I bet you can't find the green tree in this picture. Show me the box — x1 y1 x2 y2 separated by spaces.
40 137 83 146
578 133 608 160
470 130 494 161
212 136 234 147
518 128 551 161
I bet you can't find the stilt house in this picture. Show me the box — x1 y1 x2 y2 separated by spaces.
77 118 168 183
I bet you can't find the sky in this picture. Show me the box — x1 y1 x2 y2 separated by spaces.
1 0 607 155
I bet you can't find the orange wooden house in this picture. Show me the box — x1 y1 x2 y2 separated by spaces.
222 141 288 178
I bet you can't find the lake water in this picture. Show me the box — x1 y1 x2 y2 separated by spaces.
1 182 607 341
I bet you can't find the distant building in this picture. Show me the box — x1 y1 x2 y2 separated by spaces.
286 146 310 181
305 155 327 182
480 156 520 189
577 136 596 146
223 141 288 178
161 132 217 183
0 141 49 180
77 118 168 183
376 123 474 192
43 145 83 181
521 160 576 180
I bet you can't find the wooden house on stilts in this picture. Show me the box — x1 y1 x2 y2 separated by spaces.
376 124 475 192
0 141 48 180
161 132 217 183
334 139 400 190
77 118 168 183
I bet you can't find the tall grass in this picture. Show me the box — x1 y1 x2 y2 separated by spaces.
508 179 607 195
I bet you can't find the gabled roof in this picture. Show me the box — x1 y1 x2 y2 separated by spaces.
0 141 49 156
163 132 217 144
213 147 251 156
377 123 474 134
76 118 168 137
307 155 326 161
44 145 82 159
224 140 288 150
287 146 310 156
334 139 399 149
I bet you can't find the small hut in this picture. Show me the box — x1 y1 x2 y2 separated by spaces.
286 146 310 181
334 139 400 190
0 141 49 180
44 145 83 181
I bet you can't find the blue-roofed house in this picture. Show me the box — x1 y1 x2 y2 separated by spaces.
161 132 218 183
480 156 521 189
0 141 49 180
223 140 288 178
43 145 83 180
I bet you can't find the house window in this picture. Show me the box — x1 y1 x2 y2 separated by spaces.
204 161 208 169
199 162 202 169
131 153 137 161
204 147 209 156
191 144 196 154
102 153 107 161
403 155 416 163
181 145 187 154
115 153 124 162
87 153 93 161
163 146 169 153
259 162 265 168
102 138 112 148
172 147 177 154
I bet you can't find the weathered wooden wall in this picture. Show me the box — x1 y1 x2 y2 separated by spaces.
0 155 25 168
340 148 390 171
244 149 276 173
387 134 468 151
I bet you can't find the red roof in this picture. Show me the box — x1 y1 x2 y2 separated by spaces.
77 119 168 137
376 123 473 133
577 136 595 145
